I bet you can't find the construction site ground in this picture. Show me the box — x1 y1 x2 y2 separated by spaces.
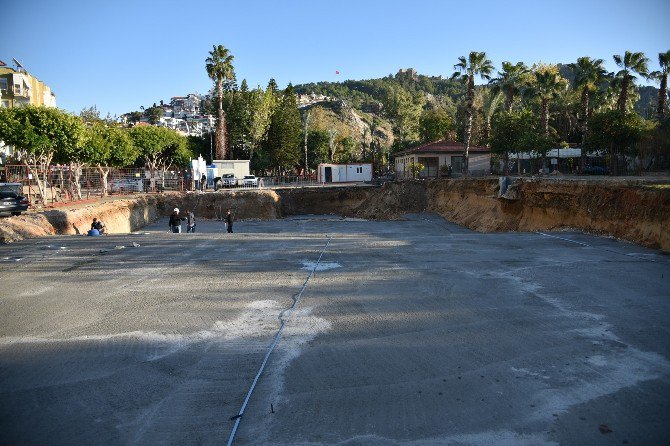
1 214 669 445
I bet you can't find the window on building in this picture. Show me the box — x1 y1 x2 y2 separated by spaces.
0 100 9 108
0 78 7 91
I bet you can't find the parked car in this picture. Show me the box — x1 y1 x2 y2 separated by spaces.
243 175 259 187
0 183 29 217
214 173 237 190
110 178 144 192
583 165 609 175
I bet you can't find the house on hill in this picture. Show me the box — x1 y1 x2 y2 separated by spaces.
394 140 491 178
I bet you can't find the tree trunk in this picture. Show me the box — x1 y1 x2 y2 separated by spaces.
580 87 590 173
618 74 630 112
463 76 475 175
97 165 109 196
541 98 549 136
216 79 227 159
506 85 514 112
658 74 668 121
70 164 83 200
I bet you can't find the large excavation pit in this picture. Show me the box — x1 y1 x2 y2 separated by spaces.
1 214 668 445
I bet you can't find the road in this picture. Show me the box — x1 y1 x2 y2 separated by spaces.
1 214 669 445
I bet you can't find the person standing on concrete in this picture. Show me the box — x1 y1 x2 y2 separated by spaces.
169 208 185 233
186 209 196 233
201 174 207 191
225 208 234 233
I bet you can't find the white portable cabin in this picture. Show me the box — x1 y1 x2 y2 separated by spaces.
212 160 250 181
318 163 372 183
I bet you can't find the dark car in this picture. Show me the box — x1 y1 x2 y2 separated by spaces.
0 183 29 217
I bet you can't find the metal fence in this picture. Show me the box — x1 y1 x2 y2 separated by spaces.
0 166 330 207
1 165 191 205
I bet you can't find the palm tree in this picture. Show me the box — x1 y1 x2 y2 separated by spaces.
569 57 607 170
452 51 494 174
613 51 649 112
534 68 568 136
477 90 505 145
490 61 529 112
206 45 235 159
650 50 670 120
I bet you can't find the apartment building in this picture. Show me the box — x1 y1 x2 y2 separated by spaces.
0 61 57 109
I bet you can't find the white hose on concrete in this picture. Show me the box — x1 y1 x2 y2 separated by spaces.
226 236 332 446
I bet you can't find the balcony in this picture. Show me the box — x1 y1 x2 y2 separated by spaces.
13 85 31 98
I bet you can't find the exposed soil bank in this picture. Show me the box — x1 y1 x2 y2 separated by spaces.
1 179 668 251
355 178 670 252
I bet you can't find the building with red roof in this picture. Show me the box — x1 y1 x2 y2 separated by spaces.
394 140 491 177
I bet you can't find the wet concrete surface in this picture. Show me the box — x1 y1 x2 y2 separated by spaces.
0 214 669 445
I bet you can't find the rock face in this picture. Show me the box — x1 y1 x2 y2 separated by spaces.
1 179 668 252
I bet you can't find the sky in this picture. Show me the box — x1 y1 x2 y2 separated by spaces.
1 0 668 118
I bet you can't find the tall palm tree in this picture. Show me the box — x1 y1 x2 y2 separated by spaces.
477 90 505 145
569 57 607 170
613 51 649 112
452 51 494 174
534 68 568 136
650 50 670 120
490 61 529 112
206 45 235 159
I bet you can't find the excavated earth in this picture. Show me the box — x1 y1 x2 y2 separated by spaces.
0 178 668 251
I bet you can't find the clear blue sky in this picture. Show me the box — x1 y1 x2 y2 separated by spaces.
1 0 668 118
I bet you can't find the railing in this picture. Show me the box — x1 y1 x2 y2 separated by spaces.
0 166 370 208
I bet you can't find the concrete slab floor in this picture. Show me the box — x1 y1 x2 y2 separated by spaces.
0 213 668 445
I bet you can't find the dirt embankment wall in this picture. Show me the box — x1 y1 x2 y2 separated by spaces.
1 179 668 251
355 179 670 251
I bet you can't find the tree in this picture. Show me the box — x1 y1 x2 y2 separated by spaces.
651 50 670 121
0 106 83 202
569 57 607 170
247 83 277 171
129 126 188 190
265 84 302 173
533 65 569 136
490 109 544 174
145 106 164 124
80 105 101 124
85 124 138 196
451 51 494 174
407 161 425 179
479 90 505 145
613 51 649 112
306 129 330 167
490 61 529 112
586 109 648 174
206 44 235 159
419 108 454 143
383 86 423 148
